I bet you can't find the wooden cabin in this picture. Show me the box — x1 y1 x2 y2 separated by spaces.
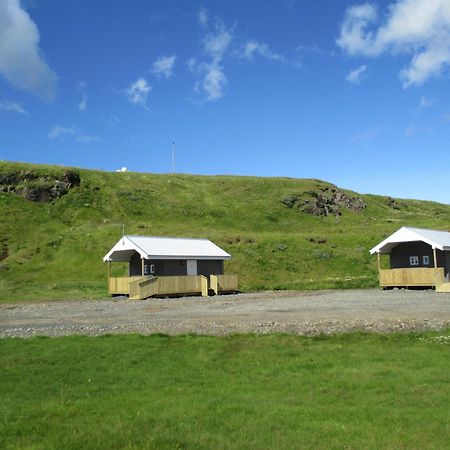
370 227 450 292
103 235 238 299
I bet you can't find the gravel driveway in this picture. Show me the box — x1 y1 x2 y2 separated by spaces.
1 289 450 337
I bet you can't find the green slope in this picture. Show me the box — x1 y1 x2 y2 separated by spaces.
1 160 449 301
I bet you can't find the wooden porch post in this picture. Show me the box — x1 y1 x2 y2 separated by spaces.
107 261 111 278
433 248 438 268
141 258 145 276
377 252 381 272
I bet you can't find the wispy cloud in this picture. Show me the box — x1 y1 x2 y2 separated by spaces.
77 81 87 111
48 125 75 140
345 64 367 84
419 95 433 108
405 125 417 137
198 8 208 27
125 78 152 107
151 55 176 78
240 40 284 62
337 0 450 87
351 127 380 143
0 0 57 99
0 100 29 116
189 21 233 102
48 124 102 143
190 10 284 102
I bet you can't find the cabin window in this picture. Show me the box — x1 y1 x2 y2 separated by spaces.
149 264 155 274
409 256 419 266
143 265 148 275
144 264 155 274
422 255 429 265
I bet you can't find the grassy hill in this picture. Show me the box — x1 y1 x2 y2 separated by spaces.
1 160 449 302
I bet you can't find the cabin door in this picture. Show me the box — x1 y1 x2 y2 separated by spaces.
187 260 197 276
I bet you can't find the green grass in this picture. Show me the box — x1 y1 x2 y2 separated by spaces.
1 160 450 301
1 331 449 449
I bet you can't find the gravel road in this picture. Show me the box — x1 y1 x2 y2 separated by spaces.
1 289 450 338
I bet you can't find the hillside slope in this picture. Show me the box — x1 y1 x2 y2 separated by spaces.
1 161 449 301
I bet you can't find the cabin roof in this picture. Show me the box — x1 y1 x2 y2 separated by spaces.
103 235 232 262
369 226 450 255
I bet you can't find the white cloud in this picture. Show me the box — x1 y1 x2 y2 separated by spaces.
76 134 102 144
77 81 87 111
151 55 176 78
345 64 368 84
0 0 57 99
198 8 208 27
201 62 227 101
351 127 380 142
241 40 284 62
125 78 151 107
189 22 233 102
203 22 233 61
48 125 76 140
337 0 450 87
0 100 28 115
405 125 417 136
419 95 433 108
48 124 101 143
78 94 87 111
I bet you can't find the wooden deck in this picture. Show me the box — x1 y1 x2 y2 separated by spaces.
108 274 234 299
379 268 445 288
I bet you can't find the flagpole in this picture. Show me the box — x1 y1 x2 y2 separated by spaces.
172 141 175 174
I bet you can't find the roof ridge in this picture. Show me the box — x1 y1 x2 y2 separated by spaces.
405 226 450 233
125 235 210 241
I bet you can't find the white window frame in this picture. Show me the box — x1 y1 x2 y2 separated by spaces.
149 264 155 274
422 255 429 266
409 256 419 266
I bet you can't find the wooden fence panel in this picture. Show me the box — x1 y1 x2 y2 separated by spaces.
108 276 143 295
216 274 238 292
379 268 445 287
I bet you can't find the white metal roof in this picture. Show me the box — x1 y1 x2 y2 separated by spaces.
103 235 232 262
369 226 450 254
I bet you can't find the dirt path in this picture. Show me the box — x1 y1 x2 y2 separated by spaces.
1 289 450 337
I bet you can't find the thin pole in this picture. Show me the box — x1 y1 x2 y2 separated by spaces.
433 248 438 268
377 252 381 272
172 141 175 174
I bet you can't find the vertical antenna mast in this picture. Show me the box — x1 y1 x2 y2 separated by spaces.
172 140 175 174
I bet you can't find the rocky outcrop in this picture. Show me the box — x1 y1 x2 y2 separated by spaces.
282 187 366 217
0 170 80 202
386 196 401 210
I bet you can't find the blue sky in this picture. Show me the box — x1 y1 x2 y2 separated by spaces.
1 0 450 203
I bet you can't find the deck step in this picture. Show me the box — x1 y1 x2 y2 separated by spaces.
436 283 450 293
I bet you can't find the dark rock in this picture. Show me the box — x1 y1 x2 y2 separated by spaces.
0 169 81 203
0 240 8 261
386 196 400 209
282 187 366 217
307 237 327 244
63 171 81 187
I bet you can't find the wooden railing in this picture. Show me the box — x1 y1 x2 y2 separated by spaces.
129 276 157 300
108 275 208 299
156 275 208 298
108 276 144 295
379 268 445 287
210 274 238 295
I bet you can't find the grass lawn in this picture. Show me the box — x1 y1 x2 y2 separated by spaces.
1 331 449 449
